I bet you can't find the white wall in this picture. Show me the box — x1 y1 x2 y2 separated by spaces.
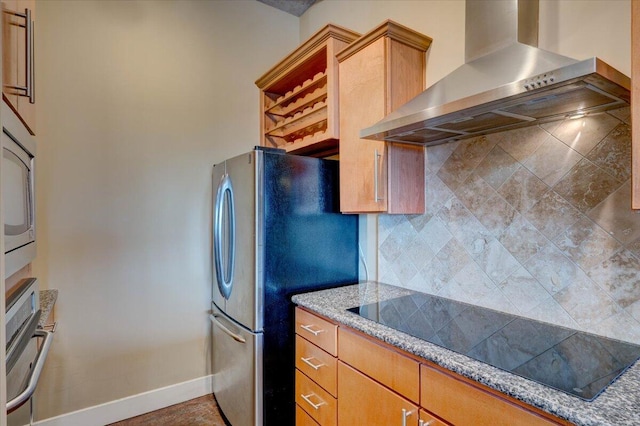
300 0 466 88
301 0 630 87
33 0 298 419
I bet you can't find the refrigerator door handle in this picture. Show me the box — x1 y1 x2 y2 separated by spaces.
214 173 235 299
209 314 246 344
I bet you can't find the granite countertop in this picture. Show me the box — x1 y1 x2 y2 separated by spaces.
291 282 640 426
39 289 58 328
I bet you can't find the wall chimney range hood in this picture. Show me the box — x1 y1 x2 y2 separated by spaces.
361 0 630 146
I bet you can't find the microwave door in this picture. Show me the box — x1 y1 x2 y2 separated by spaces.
3 134 33 252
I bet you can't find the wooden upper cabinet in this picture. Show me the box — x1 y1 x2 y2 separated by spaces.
255 24 360 157
2 0 35 135
632 0 639 208
337 21 431 214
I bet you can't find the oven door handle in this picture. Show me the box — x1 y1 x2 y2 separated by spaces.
7 329 54 413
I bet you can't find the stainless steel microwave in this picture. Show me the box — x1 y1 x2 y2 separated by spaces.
2 103 36 278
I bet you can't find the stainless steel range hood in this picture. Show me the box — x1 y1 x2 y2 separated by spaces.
361 0 631 145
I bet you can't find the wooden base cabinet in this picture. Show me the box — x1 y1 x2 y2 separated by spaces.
338 361 419 426
419 410 450 426
420 364 567 426
337 21 431 214
2 0 35 134
294 307 570 426
295 308 339 426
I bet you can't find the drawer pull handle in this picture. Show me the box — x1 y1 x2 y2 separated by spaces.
300 324 325 336
301 392 326 410
301 356 325 370
418 420 433 426
402 408 413 426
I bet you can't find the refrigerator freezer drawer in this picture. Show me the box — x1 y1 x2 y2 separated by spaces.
210 304 263 426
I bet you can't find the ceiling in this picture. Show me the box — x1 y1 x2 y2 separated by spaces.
257 0 318 17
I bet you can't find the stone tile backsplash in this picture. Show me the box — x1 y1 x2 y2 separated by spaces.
378 107 640 344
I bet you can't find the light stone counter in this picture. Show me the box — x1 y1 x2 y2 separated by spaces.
39 289 58 328
292 282 640 426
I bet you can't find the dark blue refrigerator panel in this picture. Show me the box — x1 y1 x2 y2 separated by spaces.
261 150 358 425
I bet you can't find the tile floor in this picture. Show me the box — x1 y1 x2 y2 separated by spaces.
108 395 228 426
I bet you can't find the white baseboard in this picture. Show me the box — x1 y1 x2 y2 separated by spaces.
34 375 213 426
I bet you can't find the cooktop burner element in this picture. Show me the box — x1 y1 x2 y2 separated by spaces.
348 292 640 400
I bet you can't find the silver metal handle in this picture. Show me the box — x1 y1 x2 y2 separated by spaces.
374 149 382 202
7 330 54 413
209 314 246 343
213 174 235 299
301 393 326 410
300 324 325 336
4 8 34 102
402 408 413 426
301 356 325 370
28 10 34 104
419 420 433 426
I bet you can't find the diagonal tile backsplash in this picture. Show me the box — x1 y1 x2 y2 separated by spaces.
378 107 640 344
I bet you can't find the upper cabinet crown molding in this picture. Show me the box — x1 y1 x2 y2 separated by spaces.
255 24 361 89
336 19 433 62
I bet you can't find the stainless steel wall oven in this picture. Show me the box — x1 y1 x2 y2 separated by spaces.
6 278 53 426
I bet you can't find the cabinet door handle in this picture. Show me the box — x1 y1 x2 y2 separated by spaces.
419 420 433 426
374 149 382 202
301 393 326 410
301 356 325 370
4 8 35 103
300 324 325 336
402 408 413 426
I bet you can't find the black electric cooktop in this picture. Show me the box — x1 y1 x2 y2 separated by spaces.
348 292 640 401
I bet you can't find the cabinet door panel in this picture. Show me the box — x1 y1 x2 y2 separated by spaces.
2 0 35 134
297 404 320 426
16 0 35 134
296 370 337 426
421 364 562 426
295 307 338 356
295 335 337 396
339 38 387 213
338 327 419 403
3 0 19 113
419 409 450 426
338 361 418 426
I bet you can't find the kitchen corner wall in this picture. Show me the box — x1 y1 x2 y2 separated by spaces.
378 109 640 344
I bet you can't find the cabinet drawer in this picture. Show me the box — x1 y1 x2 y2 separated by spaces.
421 364 564 426
296 369 337 426
338 327 419 403
419 409 450 426
338 361 419 426
297 404 320 426
296 335 337 396
295 307 338 356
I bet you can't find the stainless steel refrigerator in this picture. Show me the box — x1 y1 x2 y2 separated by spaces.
211 147 358 426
